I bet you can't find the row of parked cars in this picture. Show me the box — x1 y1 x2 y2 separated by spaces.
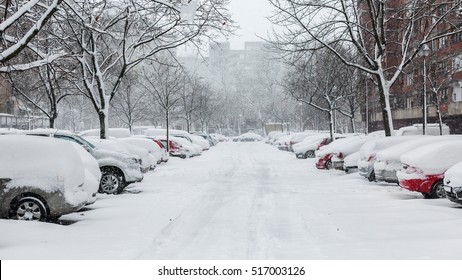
269 124 462 205
0 127 223 222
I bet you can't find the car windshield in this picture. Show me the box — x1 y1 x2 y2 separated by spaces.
72 134 96 149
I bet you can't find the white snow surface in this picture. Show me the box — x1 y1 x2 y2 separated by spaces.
2 142 462 259
400 140 462 175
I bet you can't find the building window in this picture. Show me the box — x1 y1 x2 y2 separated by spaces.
405 74 413 86
452 32 462 44
406 97 412 109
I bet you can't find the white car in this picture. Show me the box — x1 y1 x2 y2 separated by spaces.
117 137 161 167
316 135 372 170
358 136 422 181
444 161 462 205
292 134 331 159
87 138 152 173
0 135 90 221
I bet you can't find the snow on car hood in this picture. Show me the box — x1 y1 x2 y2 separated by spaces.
359 136 421 160
445 161 462 187
400 140 462 175
0 135 87 206
316 136 369 157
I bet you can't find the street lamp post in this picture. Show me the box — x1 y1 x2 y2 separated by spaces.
420 44 431 135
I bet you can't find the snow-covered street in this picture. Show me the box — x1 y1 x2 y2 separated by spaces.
2 141 462 259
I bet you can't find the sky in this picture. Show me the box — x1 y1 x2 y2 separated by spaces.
227 0 275 49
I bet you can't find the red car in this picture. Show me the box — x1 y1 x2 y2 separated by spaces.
397 140 462 199
316 153 334 169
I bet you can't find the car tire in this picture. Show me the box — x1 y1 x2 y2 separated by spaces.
99 167 125 195
367 170 376 182
305 150 315 158
325 159 332 170
430 180 446 199
11 196 48 221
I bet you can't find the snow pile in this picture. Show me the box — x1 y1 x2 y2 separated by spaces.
0 135 87 206
79 128 131 139
400 140 462 175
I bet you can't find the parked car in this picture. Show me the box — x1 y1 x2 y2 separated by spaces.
443 161 462 205
288 132 317 151
87 138 152 173
236 132 263 142
342 151 361 173
358 136 418 181
397 140 462 198
395 123 450 136
292 134 331 159
315 136 370 170
155 135 194 159
274 135 291 151
117 137 161 166
136 136 170 163
0 135 91 221
24 129 143 195
210 133 228 142
374 136 457 183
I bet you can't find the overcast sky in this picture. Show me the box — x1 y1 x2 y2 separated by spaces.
228 0 274 49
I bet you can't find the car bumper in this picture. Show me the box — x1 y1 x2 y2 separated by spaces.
358 161 373 178
125 168 144 184
332 160 344 170
375 169 399 183
444 186 462 204
398 175 442 194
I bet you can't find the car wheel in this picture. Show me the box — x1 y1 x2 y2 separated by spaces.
305 150 315 158
11 196 48 221
325 159 332 170
430 180 446 199
367 170 376 182
99 167 125 195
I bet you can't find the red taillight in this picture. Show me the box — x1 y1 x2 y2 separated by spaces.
316 143 321 150
290 141 294 145
338 152 343 159
367 155 375 162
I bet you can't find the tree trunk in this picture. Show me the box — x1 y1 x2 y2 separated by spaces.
436 104 443 135
98 111 107 139
377 80 393 136
328 110 334 141
166 109 170 152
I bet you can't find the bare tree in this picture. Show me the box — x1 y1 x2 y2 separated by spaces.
143 60 184 151
111 74 150 132
0 0 65 70
57 0 233 138
269 0 462 136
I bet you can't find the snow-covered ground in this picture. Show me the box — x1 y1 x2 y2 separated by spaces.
2 141 462 259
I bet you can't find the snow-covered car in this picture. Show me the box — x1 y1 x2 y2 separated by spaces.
358 136 419 181
316 135 373 170
443 161 462 205
88 138 152 173
79 128 132 138
194 133 217 147
274 135 291 150
134 136 170 163
342 151 360 173
288 132 316 151
374 136 457 183
292 134 332 159
236 132 263 142
266 131 284 144
155 135 194 158
117 137 161 167
210 133 228 142
24 129 143 195
395 123 450 136
189 134 211 151
397 140 462 199
315 136 371 170
0 136 90 221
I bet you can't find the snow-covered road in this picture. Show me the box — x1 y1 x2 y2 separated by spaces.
2 141 462 259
